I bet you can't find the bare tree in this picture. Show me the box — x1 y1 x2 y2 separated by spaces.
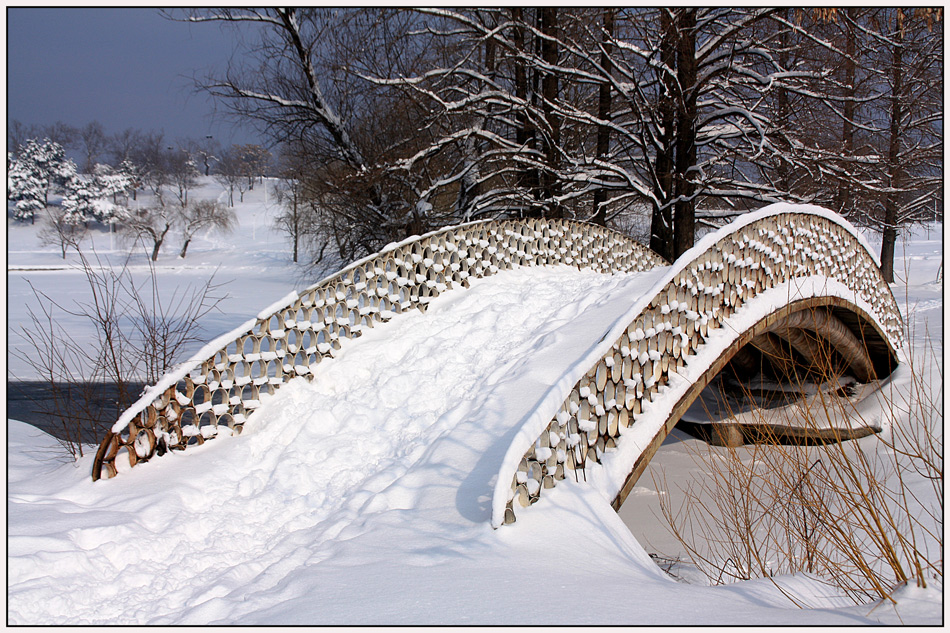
123 205 174 262
182 8 440 260
177 199 236 258
166 146 199 210
39 121 78 151
14 249 227 457
272 144 325 264
109 127 144 164
374 8 810 259
7 119 42 157
122 133 177 260
761 9 942 281
185 135 220 177
134 131 171 206
173 7 940 270
590 8 616 226
236 144 271 190
214 144 249 206
38 208 88 259
77 121 108 173
868 9 942 282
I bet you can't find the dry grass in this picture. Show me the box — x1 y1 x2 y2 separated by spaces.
657 316 942 606
14 247 227 458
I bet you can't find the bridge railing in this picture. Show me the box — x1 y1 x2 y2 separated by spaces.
490 204 903 527
93 218 668 480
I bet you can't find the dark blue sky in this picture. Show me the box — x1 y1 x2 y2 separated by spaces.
7 7 259 147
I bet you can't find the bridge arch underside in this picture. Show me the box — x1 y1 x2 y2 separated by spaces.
610 296 898 512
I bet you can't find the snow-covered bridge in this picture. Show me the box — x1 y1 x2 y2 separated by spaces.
91 204 902 529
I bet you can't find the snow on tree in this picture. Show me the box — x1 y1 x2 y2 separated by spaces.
180 7 940 273
184 136 220 177
8 152 46 224
116 159 143 201
60 174 101 225
7 138 74 223
750 8 942 282
92 163 132 204
368 8 806 256
184 8 441 260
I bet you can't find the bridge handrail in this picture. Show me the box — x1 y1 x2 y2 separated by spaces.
489 203 903 527
93 217 667 480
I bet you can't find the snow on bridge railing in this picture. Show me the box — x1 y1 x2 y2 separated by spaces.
490 204 904 528
92 217 668 480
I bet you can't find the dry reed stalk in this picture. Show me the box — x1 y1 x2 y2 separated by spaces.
656 306 942 605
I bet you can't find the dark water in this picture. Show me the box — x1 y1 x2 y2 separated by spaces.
7 380 147 442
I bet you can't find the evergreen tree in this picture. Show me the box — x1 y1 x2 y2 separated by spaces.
61 174 101 225
7 138 74 223
92 163 131 204
8 152 45 223
117 159 143 201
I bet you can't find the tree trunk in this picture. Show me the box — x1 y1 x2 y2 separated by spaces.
672 9 698 259
834 8 857 215
456 18 497 221
539 7 561 217
773 10 792 194
179 238 192 259
292 199 299 263
151 225 170 262
880 25 903 284
650 10 677 261
510 8 539 215
591 8 614 226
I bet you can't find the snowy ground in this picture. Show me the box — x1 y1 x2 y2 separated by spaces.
7 178 327 380
6 182 943 624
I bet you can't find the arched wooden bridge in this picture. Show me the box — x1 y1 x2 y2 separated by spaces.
92 204 902 529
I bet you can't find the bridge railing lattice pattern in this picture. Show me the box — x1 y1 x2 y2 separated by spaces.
492 208 903 526
93 218 667 480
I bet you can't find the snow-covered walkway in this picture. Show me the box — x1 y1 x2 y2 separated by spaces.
7 264 938 625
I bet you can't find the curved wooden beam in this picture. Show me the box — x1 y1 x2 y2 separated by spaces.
762 309 876 382
492 206 903 527
609 296 896 511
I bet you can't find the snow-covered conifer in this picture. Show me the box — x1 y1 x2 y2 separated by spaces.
92 163 132 203
7 138 74 223
8 153 45 223
61 174 101 225
117 159 143 200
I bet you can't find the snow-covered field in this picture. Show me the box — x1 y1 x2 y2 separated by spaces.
6 181 943 624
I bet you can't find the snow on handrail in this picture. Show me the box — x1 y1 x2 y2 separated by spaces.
92 217 667 480
489 204 903 527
